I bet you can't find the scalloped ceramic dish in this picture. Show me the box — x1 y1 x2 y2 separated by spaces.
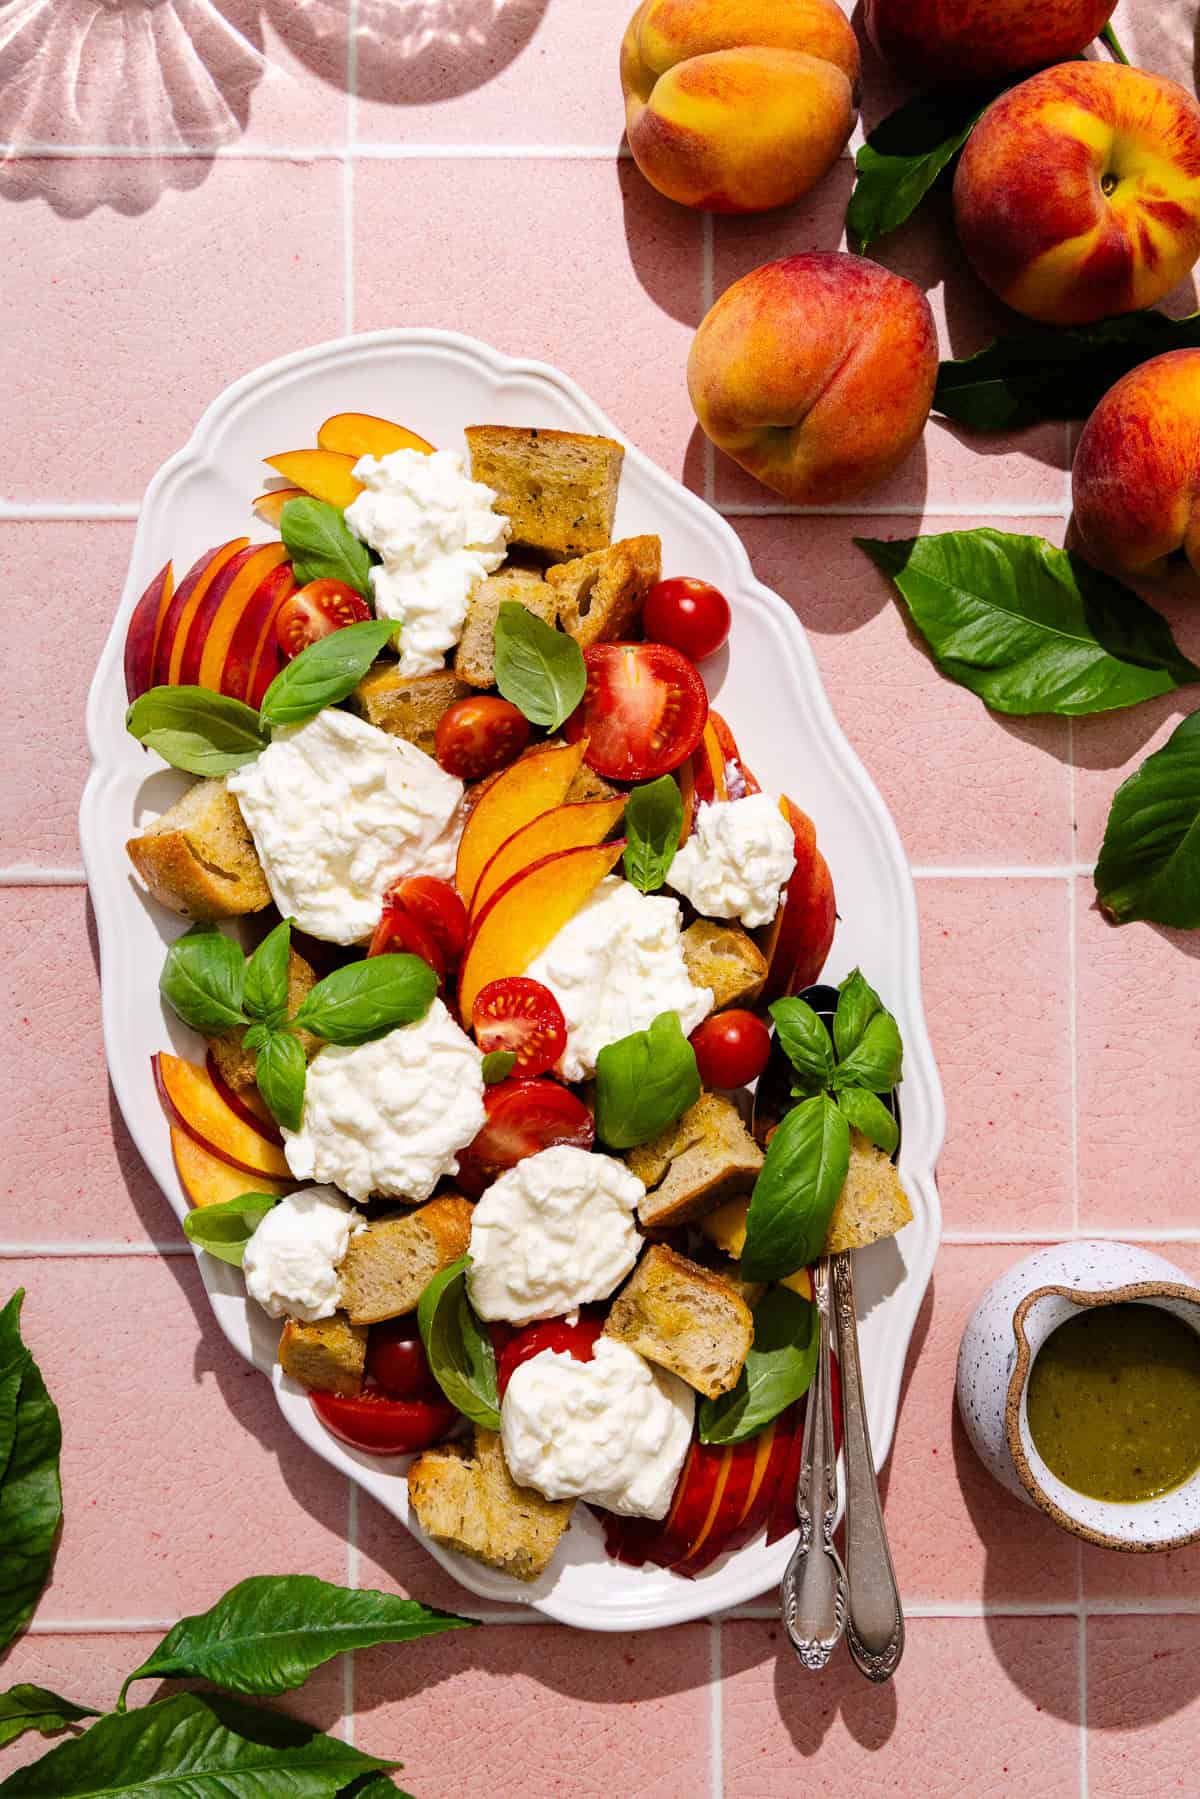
80 329 944 1631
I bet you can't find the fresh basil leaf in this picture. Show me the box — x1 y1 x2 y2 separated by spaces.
837 1086 900 1157
481 1050 516 1084
623 776 683 893
243 918 292 1024
833 1009 903 1094
160 923 247 1035
126 686 269 775
699 1287 818 1445
742 1094 850 1280
493 601 586 731
255 1029 307 1134
845 87 994 254
183 1193 279 1266
258 619 396 732
832 968 882 1062
280 495 374 599
417 1257 501 1431
292 954 438 1046
0 1686 97 1752
0 1292 62 1655
242 1021 270 1052
0 1368 21 1493
594 1010 701 1150
0 1691 396 1797
1095 711 1200 928
768 997 834 1095
857 530 1200 716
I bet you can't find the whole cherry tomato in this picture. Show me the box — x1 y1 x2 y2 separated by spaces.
365 1316 443 1401
563 642 709 781
690 1009 771 1089
309 1390 456 1456
435 695 531 780
472 977 567 1078
456 1077 595 1197
643 577 731 663
275 579 370 659
496 1314 605 1398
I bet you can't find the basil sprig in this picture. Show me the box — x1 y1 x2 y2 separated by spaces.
0 1291 62 1654
623 775 684 893
594 1010 701 1150
493 600 586 730
845 86 996 254
742 1094 850 1281
1095 711 1200 929
291 954 438 1044
774 971 902 1153
160 923 248 1034
280 494 373 598
418 1257 501 1431
0 1685 98 1752
182 1193 279 1266
258 618 395 731
699 1286 818 1445
241 917 291 1025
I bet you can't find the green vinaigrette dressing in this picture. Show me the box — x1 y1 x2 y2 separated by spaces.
1027 1303 1200 1504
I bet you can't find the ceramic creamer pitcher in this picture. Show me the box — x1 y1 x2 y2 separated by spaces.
957 1241 1200 1552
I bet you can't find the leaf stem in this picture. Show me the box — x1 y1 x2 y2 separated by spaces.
1100 22 1130 64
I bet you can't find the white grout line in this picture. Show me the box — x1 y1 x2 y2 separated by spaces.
0 1242 189 1257
718 500 1070 518
1079 1609 1089 1799
0 502 137 521
343 0 358 338
0 866 86 886
1 141 633 161
942 1229 1200 1245
909 864 1093 880
1067 811 1081 1238
25 1618 177 1634
344 1476 358 1744
709 1621 723 1799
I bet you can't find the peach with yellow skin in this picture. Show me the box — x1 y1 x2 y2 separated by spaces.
953 63 1200 327
620 0 859 213
864 0 1114 87
687 252 937 505
1072 349 1200 578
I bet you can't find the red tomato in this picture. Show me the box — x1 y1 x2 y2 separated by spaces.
310 1389 456 1456
456 1078 595 1197
471 977 567 1078
386 877 468 968
435 695 531 780
564 643 709 781
365 1316 442 1401
643 577 731 663
497 1314 605 1397
367 905 446 981
690 1010 771 1089
275 579 371 660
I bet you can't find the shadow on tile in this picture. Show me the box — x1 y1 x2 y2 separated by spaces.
617 155 708 328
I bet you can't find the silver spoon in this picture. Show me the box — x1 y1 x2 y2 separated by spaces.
781 1255 847 1668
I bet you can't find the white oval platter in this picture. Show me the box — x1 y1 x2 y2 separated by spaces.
81 328 944 1631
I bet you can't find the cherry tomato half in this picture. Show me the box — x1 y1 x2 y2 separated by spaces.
643 577 731 663
310 1389 456 1456
472 977 567 1078
275 579 371 660
367 905 446 981
497 1314 605 1398
456 1077 595 1197
365 1316 442 1401
690 1009 772 1090
436 695 531 781
564 643 709 782
386 877 468 968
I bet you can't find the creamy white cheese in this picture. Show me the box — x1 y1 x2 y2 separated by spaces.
344 448 509 677
242 1186 362 1323
501 1337 695 1518
283 999 485 1203
524 877 713 1082
227 708 464 945
466 1144 643 1325
668 793 796 929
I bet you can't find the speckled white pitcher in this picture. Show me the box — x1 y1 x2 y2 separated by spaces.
957 1241 1200 1552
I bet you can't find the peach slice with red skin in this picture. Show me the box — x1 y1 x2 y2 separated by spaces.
317 413 434 458
264 449 362 511
205 1049 283 1145
454 739 589 908
252 487 305 529
154 1052 291 1180
180 543 290 691
154 538 249 689
171 1125 290 1209
469 795 627 922
756 795 836 1004
124 560 175 702
221 562 294 703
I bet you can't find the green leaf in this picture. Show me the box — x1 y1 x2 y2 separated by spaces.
258 619 397 732
183 1193 279 1267
833 1009 903 1094
244 919 293 1024
594 1010 701 1150
836 1086 900 1157
768 997 834 1095
159 923 247 1036
623 776 683 893
255 1029 308 1134
0 1686 97 1752
126 686 269 776
742 1095 850 1280
0 1292 62 1655
845 87 993 254
242 1021 271 1052
493 601 586 731
1095 710 1200 928
292 954 438 1046
0 1692 394 1797
481 1049 516 1085
857 530 1200 716
280 495 374 600
832 968 882 1062
417 1258 501 1431
0 1369 22 1493
699 1287 818 1445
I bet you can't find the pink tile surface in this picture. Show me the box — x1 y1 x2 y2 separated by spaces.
1088 1615 1200 1799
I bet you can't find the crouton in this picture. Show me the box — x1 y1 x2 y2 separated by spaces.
454 565 558 688
681 919 768 1012
408 1427 574 1582
463 739 620 814
209 948 318 1097
277 1312 367 1397
695 1248 766 1310
350 666 469 754
604 1244 753 1399
126 779 270 920
546 535 661 649
629 1093 764 1229
338 1194 474 1325
699 1133 913 1262
465 425 623 560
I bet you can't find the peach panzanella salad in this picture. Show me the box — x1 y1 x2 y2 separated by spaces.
123 410 912 1581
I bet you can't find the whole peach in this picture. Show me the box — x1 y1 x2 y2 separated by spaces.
687 252 937 504
1072 349 1200 578
864 0 1115 86
953 62 1200 326
620 0 859 213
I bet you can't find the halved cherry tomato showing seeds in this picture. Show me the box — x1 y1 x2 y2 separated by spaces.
386 877 468 968
365 1316 443 1401
496 1313 604 1398
690 1009 771 1090
367 904 446 981
471 977 567 1078
643 577 731 663
564 643 708 782
310 1389 456 1456
435 695 531 780
275 579 371 660
455 1077 595 1197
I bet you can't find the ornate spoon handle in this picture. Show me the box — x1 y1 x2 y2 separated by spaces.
781 1257 847 1669
831 1250 905 1683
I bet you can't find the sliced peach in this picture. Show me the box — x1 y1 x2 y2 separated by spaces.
171 1125 289 1209
470 795 627 922
154 539 249 688
317 412 434 458
454 740 589 908
458 840 624 1018
252 486 305 528
756 795 836 1003
223 563 294 703
677 756 696 845
124 559 175 703
264 449 362 510
691 719 729 806
154 1052 291 1179
205 1049 283 1144
181 543 289 691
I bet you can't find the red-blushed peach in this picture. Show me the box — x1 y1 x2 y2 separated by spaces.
953 62 1200 326
687 252 937 505
864 0 1114 86
620 0 859 213
1072 349 1200 578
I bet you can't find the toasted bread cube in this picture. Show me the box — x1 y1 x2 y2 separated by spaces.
629 1093 764 1229
278 1312 367 1397
681 920 768 1012
338 1194 474 1325
209 948 318 1097
547 535 661 650
697 1249 766 1310
699 1133 913 1261
126 779 270 920
350 666 469 754
454 565 558 688
465 425 623 560
408 1427 574 1582
604 1244 753 1399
